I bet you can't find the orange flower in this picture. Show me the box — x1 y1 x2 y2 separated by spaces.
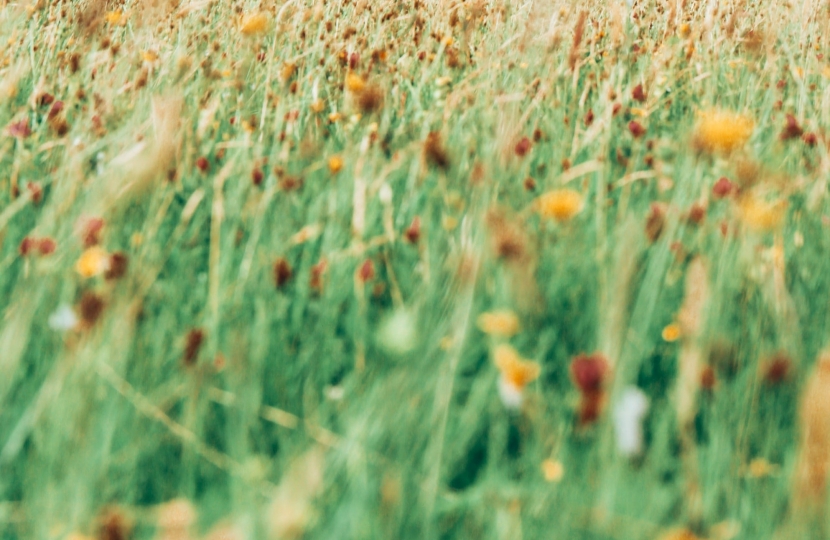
76 246 110 278
328 155 344 174
535 189 584 222
240 12 269 35
662 323 682 342
345 73 366 93
736 193 786 232
693 109 754 153
493 344 540 388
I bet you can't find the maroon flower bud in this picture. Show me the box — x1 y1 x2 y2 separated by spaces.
514 136 532 157
628 120 646 138
712 177 735 199
632 83 646 103
570 353 609 393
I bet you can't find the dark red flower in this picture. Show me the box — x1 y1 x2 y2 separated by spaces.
514 136 532 157
632 83 646 103
37 93 55 107
252 167 264 186
570 353 609 393
628 121 646 138
405 216 421 244
183 329 204 367
37 237 57 255
802 132 818 146
687 203 706 225
700 366 717 391
273 257 293 288
48 101 64 120
763 352 792 384
780 114 803 141
8 119 31 138
78 292 105 327
19 237 35 256
27 182 43 204
357 259 375 282
712 177 735 199
578 392 604 425
310 259 327 292
584 109 595 126
645 203 666 242
105 252 129 280
81 217 105 247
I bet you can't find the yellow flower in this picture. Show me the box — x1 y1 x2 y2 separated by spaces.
693 109 754 153
345 73 366 93
76 246 110 278
535 189 584 222
328 155 344 174
493 344 540 388
442 215 458 231
658 529 700 540
541 459 564 482
240 12 269 35
662 323 682 342
281 63 296 82
105 10 125 25
477 310 520 337
737 194 786 232
746 457 778 478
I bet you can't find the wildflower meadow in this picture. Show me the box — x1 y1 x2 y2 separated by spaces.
1 0 830 538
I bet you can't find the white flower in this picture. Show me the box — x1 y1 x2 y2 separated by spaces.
613 386 649 457
377 308 417 355
378 183 393 205
48 304 78 331
497 377 524 410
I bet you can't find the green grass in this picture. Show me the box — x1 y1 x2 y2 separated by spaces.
2 0 830 538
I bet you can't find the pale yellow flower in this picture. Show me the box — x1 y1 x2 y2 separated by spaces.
658 529 700 540
477 310 520 338
746 457 778 478
541 459 564 482
737 194 786 232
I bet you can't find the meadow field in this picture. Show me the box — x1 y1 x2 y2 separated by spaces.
1 0 830 538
